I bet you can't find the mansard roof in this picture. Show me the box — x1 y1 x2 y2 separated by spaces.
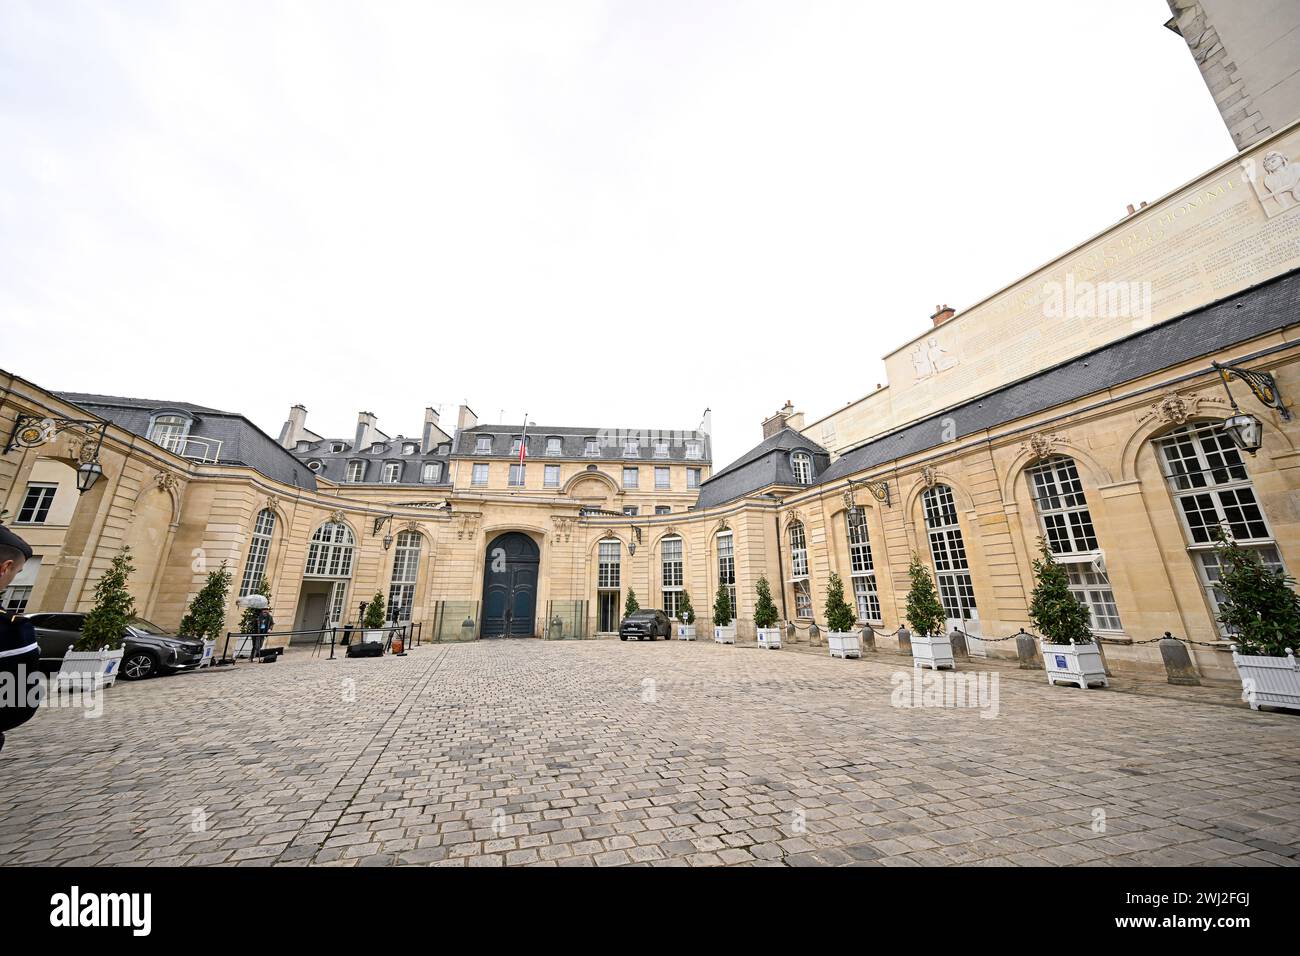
694 428 829 510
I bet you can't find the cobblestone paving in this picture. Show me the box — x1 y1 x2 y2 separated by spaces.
2 639 1299 867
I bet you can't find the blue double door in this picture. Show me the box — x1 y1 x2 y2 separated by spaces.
481 532 539 638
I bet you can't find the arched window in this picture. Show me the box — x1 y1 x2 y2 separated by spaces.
661 537 684 619
1156 422 1285 627
791 451 813 485
921 485 978 629
239 508 276 597
1026 456 1121 631
846 512 881 623
789 521 811 618
716 531 736 621
305 521 355 578
148 413 190 453
387 531 421 622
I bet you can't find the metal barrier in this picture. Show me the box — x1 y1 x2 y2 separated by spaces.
217 626 338 665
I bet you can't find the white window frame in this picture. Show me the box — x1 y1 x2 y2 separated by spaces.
685 441 702 460
422 463 440 483
585 438 600 457
346 461 365 483
623 467 638 489
598 540 621 589
305 522 355 578
687 468 701 489
546 437 563 456
148 414 190 453
922 485 978 626
508 464 525 487
239 508 276 597
544 464 561 488
655 466 670 490
475 436 492 454
471 463 490 486
716 531 736 621
387 530 421 623
791 451 813 485
383 462 401 484
16 483 57 524
846 513 881 623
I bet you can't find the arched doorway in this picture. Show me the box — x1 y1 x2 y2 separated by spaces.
481 532 539 638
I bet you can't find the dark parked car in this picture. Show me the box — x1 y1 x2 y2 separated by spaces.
619 609 672 641
27 612 206 680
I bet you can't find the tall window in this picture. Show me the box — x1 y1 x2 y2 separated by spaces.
922 485 977 627
16 484 56 524
623 467 638 489
421 463 440 483
1028 456 1122 631
789 520 811 617
472 463 489 486
687 468 701 489
661 537 683 619
383 462 401 483
716 531 736 621
508 464 525 486
655 466 670 489
544 464 560 488
305 522 355 577
1157 422 1285 628
598 540 621 588
346 461 365 483
388 531 421 622
148 414 189 453
791 451 813 485
847 513 881 623
239 508 276 597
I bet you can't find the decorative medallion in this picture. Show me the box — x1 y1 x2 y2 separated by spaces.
1020 431 1060 461
154 471 178 494
264 494 279 513
921 466 939 490
328 509 346 525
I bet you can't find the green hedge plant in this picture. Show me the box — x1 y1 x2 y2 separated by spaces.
75 548 135 652
824 571 856 633
753 576 779 629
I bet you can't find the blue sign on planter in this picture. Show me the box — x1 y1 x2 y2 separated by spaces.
1054 655 1068 669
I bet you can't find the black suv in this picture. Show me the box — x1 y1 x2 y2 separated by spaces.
619 609 672 641
27 612 206 680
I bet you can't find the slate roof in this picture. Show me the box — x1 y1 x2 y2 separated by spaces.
698 266 1300 509
694 428 829 510
55 393 317 491
289 437 454 488
452 423 712 463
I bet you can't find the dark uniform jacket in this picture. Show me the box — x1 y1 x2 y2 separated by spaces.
0 610 42 734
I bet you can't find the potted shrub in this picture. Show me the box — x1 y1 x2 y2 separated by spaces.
712 584 736 644
179 562 232 666
676 591 697 640
57 547 133 691
1213 532 1300 712
824 572 860 659
624 589 640 621
1029 541 1107 689
363 591 387 642
905 554 954 670
754 576 781 649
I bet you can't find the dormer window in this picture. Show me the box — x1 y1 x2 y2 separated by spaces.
347 461 365 483
147 412 191 454
511 437 526 458
475 436 492 454
686 441 703 460
421 462 441 483
371 442 387 454
437 444 450 456
623 438 639 458
383 462 401 483
546 437 562 456
403 443 418 455
296 440 312 452
585 438 600 457
791 451 813 485
654 440 669 458
332 442 346 453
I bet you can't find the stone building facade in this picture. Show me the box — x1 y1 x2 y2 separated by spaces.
3 123 1300 684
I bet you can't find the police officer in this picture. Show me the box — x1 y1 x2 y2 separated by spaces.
0 526 41 754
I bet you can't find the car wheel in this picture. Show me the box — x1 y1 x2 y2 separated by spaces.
121 651 159 680
620 635 627 641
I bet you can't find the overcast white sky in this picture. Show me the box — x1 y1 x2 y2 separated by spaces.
1 0 1234 468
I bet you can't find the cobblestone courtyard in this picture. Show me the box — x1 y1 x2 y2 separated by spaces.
2 639 1299 867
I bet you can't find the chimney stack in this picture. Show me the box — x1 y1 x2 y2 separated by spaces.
355 411 379 451
422 407 441 453
277 404 308 448
457 404 479 432
930 304 956 326
761 400 797 439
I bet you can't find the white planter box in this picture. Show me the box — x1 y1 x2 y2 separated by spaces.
677 624 697 641
912 632 955 671
199 638 216 668
827 632 861 659
714 625 736 644
1233 648 1300 712
1042 640 1108 689
756 628 782 650
56 646 126 691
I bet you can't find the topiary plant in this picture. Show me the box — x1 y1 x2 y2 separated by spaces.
75 547 135 651
363 591 386 629
1212 529 1300 656
753 576 779 629
824 571 856 633
624 589 640 618
179 562 233 642
677 590 695 625
712 584 733 628
905 553 946 638
1028 540 1093 645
